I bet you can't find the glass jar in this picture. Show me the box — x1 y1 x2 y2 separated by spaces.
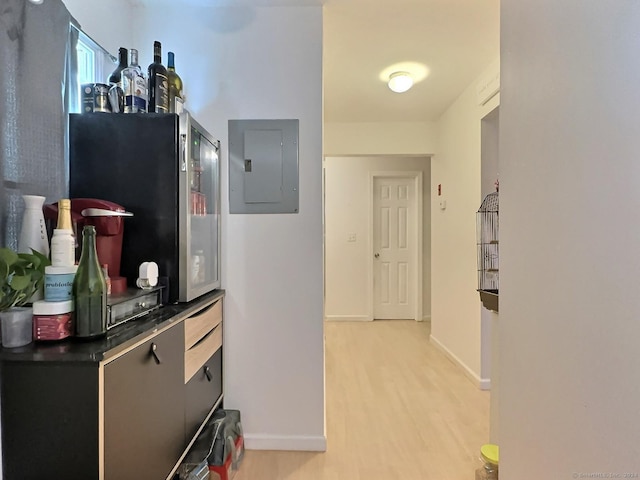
475 444 499 480
475 462 498 480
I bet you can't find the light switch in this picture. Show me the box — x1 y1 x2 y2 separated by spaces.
347 233 356 242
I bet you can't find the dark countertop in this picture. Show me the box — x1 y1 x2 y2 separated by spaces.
0 289 225 363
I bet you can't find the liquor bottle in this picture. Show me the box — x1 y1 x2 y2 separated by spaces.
122 49 147 113
50 198 75 267
73 225 107 339
108 47 128 86
167 51 183 113
147 41 169 113
108 47 127 113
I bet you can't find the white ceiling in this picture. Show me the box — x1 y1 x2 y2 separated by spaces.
133 0 500 123
323 0 500 123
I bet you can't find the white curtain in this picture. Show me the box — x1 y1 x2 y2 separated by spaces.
0 0 74 249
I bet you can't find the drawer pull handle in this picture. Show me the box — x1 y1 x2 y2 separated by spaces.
151 343 162 365
204 366 213 382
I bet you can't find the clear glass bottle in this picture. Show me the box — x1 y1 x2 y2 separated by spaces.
50 198 75 267
122 49 147 113
167 51 183 113
73 226 107 339
147 41 169 113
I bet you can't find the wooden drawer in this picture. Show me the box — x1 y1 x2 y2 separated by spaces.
184 299 222 351
185 323 222 383
185 347 223 441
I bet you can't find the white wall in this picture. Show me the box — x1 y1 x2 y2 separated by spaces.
324 122 437 156
500 1 640 476
62 0 135 54
133 5 324 451
430 60 499 387
480 107 500 441
324 156 431 321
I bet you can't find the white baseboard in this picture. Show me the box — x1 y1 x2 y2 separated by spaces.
429 334 491 390
324 315 370 322
244 434 327 452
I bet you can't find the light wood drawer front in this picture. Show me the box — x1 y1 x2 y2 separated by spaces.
184 299 222 351
185 323 222 383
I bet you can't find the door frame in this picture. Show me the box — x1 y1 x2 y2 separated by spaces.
368 171 423 321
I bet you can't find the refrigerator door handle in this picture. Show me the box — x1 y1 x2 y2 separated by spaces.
180 133 187 172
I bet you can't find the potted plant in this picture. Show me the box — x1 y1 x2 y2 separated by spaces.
0 247 50 347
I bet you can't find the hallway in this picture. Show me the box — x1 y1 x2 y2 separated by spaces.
235 320 489 479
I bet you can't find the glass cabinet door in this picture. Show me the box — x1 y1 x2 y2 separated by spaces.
188 126 220 291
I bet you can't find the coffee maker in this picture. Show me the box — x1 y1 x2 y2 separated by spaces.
44 198 132 294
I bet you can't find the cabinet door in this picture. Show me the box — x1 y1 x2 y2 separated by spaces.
104 325 185 480
185 346 223 440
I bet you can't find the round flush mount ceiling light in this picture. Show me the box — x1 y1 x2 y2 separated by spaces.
28 0 44 4
388 71 414 93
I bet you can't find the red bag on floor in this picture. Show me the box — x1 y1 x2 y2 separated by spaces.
208 410 244 480
177 409 244 480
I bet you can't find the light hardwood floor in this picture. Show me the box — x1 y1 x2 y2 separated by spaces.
234 320 490 480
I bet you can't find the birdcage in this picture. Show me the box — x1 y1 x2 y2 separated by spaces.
477 191 499 312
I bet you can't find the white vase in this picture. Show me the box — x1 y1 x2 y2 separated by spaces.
18 195 49 257
0 307 33 348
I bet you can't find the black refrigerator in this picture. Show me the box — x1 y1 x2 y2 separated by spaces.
69 112 221 303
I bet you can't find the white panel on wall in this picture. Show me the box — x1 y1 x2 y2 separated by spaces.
500 0 640 476
324 122 437 156
430 59 499 385
62 0 135 54
324 156 431 321
134 5 324 450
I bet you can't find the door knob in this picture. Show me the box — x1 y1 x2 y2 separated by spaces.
150 343 162 364
374 253 380 258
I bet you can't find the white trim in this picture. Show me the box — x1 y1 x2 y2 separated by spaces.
419 315 431 322
368 171 423 322
244 434 327 452
429 334 491 390
324 315 371 322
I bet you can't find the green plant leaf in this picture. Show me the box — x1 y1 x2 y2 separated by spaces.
0 260 8 288
9 274 31 291
0 248 18 267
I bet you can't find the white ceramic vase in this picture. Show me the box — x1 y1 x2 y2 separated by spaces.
18 195 49 257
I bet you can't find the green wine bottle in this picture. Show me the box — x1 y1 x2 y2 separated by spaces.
73 225 107 339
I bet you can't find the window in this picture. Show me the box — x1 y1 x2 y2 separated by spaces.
68 25 117 113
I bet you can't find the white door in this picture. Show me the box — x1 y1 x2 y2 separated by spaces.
373 177 415 319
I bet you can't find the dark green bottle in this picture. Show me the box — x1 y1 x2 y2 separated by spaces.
73 225 107 339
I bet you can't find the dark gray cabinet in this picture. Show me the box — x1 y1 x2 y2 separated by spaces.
185 347 223 441
0 362 101 480
0 290 225 480
104 325 185 480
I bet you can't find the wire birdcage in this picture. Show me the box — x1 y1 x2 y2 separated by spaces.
477 191 498 310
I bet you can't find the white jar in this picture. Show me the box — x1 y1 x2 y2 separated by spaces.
44 265 78 302
50 229 75 267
